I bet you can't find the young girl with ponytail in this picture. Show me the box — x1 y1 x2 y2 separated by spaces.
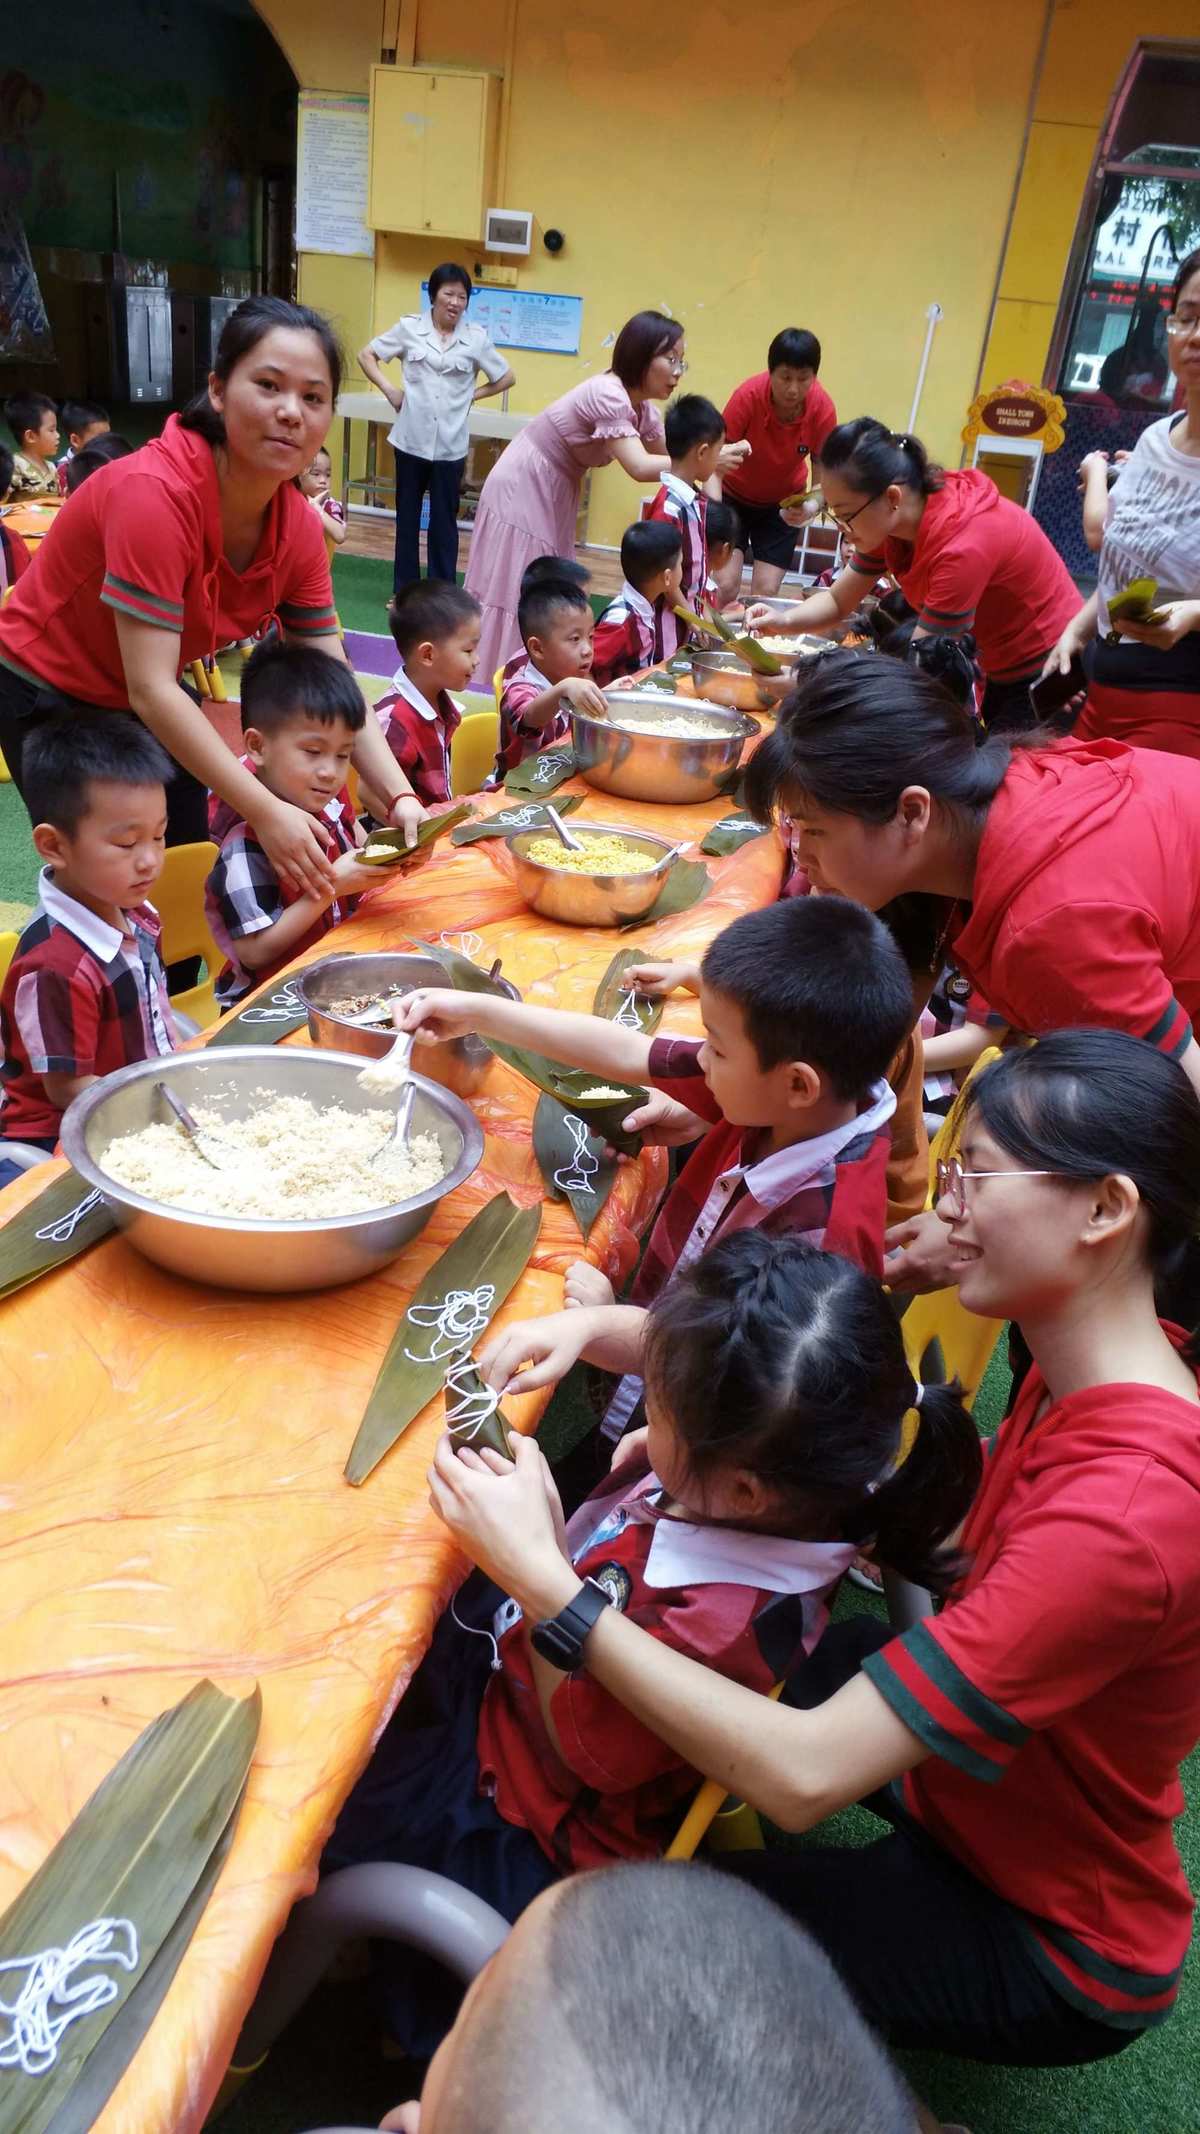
434 1031 1200 2107
747 415 1079 729
325 1234 979 2053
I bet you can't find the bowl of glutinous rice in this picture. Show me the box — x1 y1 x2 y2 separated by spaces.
60 1047 484 1292
570 693 757 803
505 821 683 926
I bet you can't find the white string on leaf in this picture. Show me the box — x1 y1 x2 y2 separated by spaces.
532 754 569 786
443 1356 503 1442
441 932 482 962
238 979 303 1025
552 1114 599 1198
34 1189 104 1245
0 1918 139 2077
611 987 645 1031
403 1284 497 1365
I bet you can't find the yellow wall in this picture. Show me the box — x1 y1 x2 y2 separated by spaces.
255 0 1193 553
982 7 1200 389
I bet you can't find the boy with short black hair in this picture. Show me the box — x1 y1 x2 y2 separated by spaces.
373 578 481 806
4 392 60 499
643 394 726 651
494 563 608 781
0 717 177 1181
704 497 740 608
0 444 32 593
205 640 373 1008
56 401 110 493
591 521 683 687
394 893 910 1436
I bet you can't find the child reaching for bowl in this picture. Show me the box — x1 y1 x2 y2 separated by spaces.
323 1229 981 2059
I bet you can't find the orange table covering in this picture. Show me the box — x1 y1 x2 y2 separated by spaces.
2 498 63 553
0 771 784 2131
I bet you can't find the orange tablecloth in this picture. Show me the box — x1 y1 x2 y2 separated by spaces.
0 772 783 2131
2 498 63 552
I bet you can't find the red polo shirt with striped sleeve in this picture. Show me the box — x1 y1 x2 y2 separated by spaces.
0 415 337 707
863 1340 1200 2029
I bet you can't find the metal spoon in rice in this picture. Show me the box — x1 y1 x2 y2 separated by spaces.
545 804 585 853
155 1081 238 1173
358 1023 418 1168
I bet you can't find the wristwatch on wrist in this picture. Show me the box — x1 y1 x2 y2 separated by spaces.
530 1577 612 1672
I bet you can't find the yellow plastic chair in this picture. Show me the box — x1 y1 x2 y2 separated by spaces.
156 841 222 1029
902 1047 1006 1407
0 929 18 991
665 1683 785 1861
493 665 505 710
0 749 10 784
450 707 500 796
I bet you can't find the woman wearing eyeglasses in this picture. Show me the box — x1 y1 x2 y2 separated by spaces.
430 1031 1200 2111
747 416 1079 732
1046 250 1200 760
740 648 1200 1293
464 311 749 679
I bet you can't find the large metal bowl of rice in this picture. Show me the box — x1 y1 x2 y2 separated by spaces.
570 692 756 804
505 821 683 927
59 1046 484 1293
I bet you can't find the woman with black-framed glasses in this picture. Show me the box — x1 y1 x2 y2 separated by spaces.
747 416 1080 732
430 1031 1200 2111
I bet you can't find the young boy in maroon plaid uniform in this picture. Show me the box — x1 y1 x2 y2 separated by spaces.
370 580 481 808
493 562 608 782
205 641 373 1009
641 394 726 657
0 718 178 1186
394 895 912 1444
323 1231 978 2061
591 522 684 688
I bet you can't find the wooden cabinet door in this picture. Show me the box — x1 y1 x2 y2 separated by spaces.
369 68 430 235
421 71 487 238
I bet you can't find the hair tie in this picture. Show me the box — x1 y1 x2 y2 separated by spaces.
893 432 910 452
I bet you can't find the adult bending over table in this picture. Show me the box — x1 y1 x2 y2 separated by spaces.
464 310 750 678
1045 248 1200 759
358 261 516 594
718 326 837 599
748 419 1079 732
0 296 426 899
432 1031 1200 2110
742 650 1200 1294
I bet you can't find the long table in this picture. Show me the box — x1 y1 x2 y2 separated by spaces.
0 771 784 2130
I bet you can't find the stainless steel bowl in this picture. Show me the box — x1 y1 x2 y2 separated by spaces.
688 650 792 713
505 822 681 927
59 1047 484 1293
297 952 519 1099
571 693 756 804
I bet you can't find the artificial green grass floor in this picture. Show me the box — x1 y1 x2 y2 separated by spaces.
224 1340 1200 2134
330 548 610 634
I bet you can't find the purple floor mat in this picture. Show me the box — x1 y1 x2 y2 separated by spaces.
343 630 398 678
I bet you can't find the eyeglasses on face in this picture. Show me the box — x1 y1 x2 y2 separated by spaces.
935 1154 1074 1220
1166 312 1200 341
821 489 886 534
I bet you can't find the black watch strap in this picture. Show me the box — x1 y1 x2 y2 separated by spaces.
530 1577 612 1672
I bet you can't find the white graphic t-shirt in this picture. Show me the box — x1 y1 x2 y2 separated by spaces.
1098 416 1200 631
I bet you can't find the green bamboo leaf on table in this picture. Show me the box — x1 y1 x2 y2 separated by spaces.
449 795 584 846
0 1679 260 2134
700 811 772 857
503 746 577 796
406 936 646 1134
592 949 665 1037
205 977 309 1049
615 857 711 931
0 1167 116 1304
344 1191 542 1485
533 1093 620 1241
357 801 473 867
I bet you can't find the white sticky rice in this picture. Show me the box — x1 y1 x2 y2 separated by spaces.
100 1094 446 1219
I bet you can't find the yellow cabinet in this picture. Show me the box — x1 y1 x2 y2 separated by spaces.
368 66 501 240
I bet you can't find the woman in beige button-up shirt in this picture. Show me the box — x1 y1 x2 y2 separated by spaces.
359 261 515 593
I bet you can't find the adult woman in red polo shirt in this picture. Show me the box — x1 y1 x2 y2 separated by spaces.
749 418 1080 732
0 296 425 897
719 327 837 599
432 1029 1200 2092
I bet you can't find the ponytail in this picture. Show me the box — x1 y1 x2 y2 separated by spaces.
817 415 944 499
842 1378 982 1594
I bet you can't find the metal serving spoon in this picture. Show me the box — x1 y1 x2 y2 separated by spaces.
155 1082 236 1173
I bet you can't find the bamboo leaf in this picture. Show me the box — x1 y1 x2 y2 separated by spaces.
406 935 645 1129
0 1680 259 2134
449 795 584 846
677 605 723 642
592 950 665 1037
533 1094 619 1240
0 1170 116 1304
345 1192 542 1485
703 604 782 676
699 811 772 857
205 977 308 1049
615 858 711 930
504 746 577 796
358 802 473 866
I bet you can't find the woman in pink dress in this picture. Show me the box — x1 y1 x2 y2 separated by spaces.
466 311 746 677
